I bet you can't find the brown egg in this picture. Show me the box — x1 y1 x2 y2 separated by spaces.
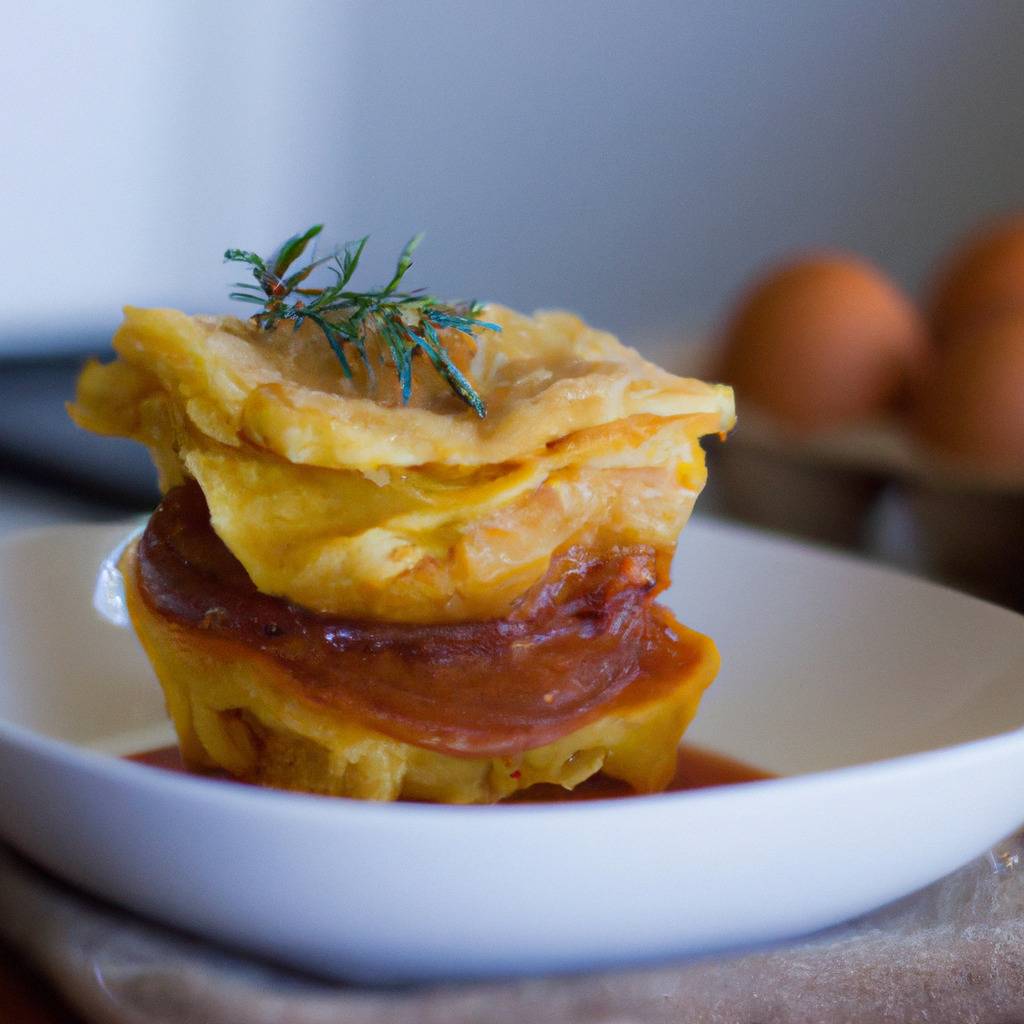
717 253 927 433
911 307 1024 477
927 214 1024 342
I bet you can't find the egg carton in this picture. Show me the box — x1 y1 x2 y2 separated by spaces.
701 410 1024 612
661 337 1024 612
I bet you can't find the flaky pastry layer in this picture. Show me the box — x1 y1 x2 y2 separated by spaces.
71 305 734 621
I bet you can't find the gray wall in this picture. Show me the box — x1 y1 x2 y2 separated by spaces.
3 1 1023 353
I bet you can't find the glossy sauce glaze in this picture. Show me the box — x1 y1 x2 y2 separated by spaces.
126 744 774 798
135 482 710 757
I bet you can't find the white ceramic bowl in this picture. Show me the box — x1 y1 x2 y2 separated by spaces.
1 518 1023 983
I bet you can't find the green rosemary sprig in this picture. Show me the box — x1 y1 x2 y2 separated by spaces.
225 225 498 417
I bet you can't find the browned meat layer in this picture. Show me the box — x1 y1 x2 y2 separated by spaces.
135 481 701 756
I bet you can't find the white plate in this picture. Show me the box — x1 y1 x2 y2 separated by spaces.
1 519 1023 983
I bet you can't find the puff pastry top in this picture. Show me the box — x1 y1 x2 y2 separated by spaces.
71 304 734 622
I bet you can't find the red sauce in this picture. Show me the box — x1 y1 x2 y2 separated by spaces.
134 482 708 758
512 744 774 801
126 745 194 773
126 744 774 798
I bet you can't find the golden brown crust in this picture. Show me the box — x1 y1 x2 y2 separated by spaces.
70 305 735 621
85 304 733 470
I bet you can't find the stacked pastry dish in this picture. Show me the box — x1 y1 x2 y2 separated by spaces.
70 243 733 803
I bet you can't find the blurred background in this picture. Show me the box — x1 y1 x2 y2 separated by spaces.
2 0 1022 605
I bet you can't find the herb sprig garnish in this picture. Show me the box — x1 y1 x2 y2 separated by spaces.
225 226 498 417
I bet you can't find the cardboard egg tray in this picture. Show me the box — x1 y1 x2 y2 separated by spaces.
702 412 1024 613
667 339 1024 613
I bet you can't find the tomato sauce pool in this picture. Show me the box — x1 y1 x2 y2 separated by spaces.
126 744 773 801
